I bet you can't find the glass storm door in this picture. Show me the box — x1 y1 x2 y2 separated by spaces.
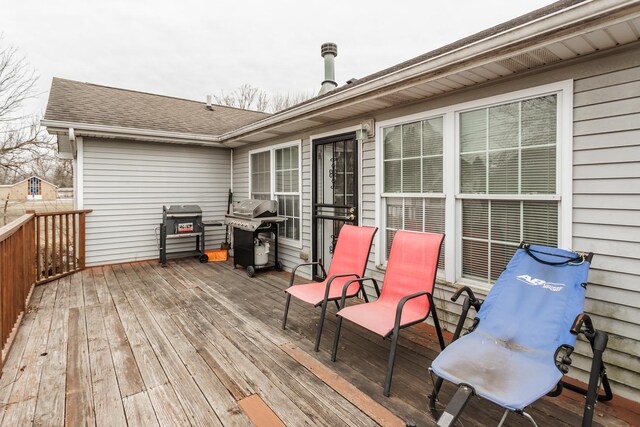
312 133 358 280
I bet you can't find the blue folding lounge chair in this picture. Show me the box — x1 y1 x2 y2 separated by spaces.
429 242 612 427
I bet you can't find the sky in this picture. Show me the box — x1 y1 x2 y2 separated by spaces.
0 0 555 117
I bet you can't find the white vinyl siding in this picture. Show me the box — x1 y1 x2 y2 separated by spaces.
81 138 230 266
571 61 640 401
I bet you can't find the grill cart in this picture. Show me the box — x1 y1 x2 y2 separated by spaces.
225 199 286 277
159 205 210 267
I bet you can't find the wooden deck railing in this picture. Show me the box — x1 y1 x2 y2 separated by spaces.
34 210 92 285
0 213 36 370
0 209 91 370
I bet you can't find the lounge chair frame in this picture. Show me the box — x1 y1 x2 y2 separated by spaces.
428 243 613 427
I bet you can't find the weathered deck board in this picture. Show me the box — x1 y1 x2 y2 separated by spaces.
172 264 383 427
2 282 56 426
65 306 95 426
85 303 128 426
122 390 159 427
0 258 635 427
112 263 224 426
0 285 45 425
33 274 70 426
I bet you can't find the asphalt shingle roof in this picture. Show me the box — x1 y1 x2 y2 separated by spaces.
44 78 270 136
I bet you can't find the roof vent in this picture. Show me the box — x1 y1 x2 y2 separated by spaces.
319 42 338 95
206 95 214 111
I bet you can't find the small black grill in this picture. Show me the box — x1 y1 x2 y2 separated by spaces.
225 199 286 277
159 205 208 266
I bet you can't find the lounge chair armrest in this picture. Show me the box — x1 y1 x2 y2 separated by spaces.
451 286 483 312
338 277 379 308
288 262 326 288
450 287 483 343
564 313 614 403
571 312 595 336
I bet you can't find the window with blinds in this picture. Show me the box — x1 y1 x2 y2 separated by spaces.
275 145 300 241
459 94 558 283
250 151 271 200
382 117 445 268
249 143 302 244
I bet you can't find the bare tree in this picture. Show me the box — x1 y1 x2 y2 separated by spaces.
0 39 37 123
212 84 313 113
0 37 54 185
212 84 269 111
0 116 56 183
270 91 314 113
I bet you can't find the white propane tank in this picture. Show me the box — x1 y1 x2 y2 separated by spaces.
254 238 270 266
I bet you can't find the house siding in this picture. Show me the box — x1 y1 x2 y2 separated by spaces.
570 63 640 400
233 44 640 401
82 138 230 266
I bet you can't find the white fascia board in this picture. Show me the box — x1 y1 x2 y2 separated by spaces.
41 119 225 146
219 0 639 142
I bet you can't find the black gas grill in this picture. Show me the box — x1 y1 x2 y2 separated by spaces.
225 199 286 277
159 205 209 266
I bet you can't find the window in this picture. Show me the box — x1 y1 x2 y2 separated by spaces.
250 151 271 200
377 82 569 288
27 177 42 198
249 142 302 244
459 94 558 283
382 117 445 269
274 146 300 242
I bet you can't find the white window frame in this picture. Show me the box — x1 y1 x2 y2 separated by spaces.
248 140 303 248
376 80 573 290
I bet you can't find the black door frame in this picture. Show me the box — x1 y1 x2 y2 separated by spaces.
311 132 359 280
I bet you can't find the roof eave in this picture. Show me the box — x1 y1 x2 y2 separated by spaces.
41 119 226 147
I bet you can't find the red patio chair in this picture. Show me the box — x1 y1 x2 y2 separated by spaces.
282 225 377 352
331 230 445 396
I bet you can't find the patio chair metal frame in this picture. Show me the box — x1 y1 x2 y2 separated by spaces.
428 242 613 427
282 226 378 352
331 231 446 396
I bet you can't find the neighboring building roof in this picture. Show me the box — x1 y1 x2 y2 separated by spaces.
1 176 59 188
44 78 270 136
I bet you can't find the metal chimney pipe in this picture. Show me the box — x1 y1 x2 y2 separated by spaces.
206 95 213 111
319 42 338 95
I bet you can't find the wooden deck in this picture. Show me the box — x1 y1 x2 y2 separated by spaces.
0 258 634 426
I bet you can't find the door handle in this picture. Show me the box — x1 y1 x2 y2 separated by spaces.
347 207 356 221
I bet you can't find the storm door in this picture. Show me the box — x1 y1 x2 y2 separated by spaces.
312 133 359 280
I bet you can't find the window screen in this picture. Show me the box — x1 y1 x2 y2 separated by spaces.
459 94 558 283
382 116 445 268
275 145 300 241
251 151 271 200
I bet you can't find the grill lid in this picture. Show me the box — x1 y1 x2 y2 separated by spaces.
164 205 202 216
230 199 278 219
